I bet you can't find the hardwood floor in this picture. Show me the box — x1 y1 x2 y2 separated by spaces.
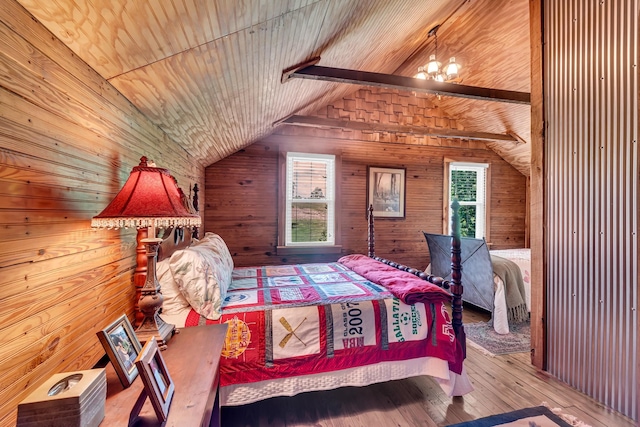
221 307 635 427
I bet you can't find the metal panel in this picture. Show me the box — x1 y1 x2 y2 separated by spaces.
544 0 638 419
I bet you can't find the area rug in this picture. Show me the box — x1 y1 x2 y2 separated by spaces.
465 321 530 356
446 405 590 427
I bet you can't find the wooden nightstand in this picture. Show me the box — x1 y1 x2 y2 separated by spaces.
102 324 227 427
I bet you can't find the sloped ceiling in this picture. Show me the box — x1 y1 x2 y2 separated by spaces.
17 0 531 175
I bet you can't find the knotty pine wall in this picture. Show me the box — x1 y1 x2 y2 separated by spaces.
0 2 203 426
205 87 527 270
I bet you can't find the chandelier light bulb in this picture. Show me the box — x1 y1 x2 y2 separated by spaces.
426 54 440 76
414 66 428 80
445 57 459 80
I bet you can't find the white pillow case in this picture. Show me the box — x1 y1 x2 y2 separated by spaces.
156 258 190 315
168 233 234 320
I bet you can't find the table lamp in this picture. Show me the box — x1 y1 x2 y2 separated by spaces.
92 157 201 349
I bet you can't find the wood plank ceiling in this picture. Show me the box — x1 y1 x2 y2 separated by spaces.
17 0 531 175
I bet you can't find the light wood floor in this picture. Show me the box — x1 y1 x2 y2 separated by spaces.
221 307 635 427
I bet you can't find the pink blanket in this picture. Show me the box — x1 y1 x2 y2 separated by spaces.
338 254 451 304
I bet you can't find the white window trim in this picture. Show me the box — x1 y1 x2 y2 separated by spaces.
277 149 342 255
284 152 335 246
443 159 491 241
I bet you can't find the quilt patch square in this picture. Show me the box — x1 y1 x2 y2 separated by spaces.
331 301 377 350
300 264 339 274
271 286 320 304
308 273 350 284
272 306 320 359
277 287 304 301
267 275 306 287
344 271 369 281
224 289 259 307
232 267 260 279
317 282 368 298
219 312 261 362
265 265 299 276
385 299 429 342
229 277 260 290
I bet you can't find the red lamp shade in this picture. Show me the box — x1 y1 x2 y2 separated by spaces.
92 157 201 230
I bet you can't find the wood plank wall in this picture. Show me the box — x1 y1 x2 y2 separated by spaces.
0 2 204 426
205 87 527 270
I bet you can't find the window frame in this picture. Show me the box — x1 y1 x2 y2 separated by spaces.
277 148 342 255
442 158 491 241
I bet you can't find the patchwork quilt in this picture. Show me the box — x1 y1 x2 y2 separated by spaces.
185 261 461 387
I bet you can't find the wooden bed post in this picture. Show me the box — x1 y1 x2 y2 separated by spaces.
367 200 465 359
368 204 375 257
449 200 465 357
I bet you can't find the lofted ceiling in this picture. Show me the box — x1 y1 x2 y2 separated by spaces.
17 0 531 175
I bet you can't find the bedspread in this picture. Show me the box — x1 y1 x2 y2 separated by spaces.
185 261 463 388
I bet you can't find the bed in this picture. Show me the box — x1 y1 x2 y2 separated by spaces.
146 204 472 406
424 234 530 335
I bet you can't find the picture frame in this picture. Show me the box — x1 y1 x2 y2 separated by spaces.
367 166 406 218
135 337 175 422
96 314 142 388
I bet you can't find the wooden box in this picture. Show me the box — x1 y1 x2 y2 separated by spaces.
16 369 106 427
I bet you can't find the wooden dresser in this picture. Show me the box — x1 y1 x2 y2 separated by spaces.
102 324 227 427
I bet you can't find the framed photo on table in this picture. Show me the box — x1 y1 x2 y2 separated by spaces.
135 337 175 422
97 314 142 388
367 166 406 218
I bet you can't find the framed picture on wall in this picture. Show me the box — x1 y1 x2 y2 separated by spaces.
96 314 142 388
367 166 406 218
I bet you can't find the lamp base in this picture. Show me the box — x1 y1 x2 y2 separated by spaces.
136 312 176 351
136 236 177 350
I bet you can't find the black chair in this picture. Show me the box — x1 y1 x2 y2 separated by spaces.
422 232 494 312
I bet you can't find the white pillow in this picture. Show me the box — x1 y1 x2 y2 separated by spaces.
194 233 234 284
156 259 190 315
169 233 233 320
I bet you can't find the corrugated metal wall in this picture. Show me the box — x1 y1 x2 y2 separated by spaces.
544 0 638 419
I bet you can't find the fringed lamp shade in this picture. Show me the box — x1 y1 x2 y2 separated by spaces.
91 156 201 231
92 156 201 350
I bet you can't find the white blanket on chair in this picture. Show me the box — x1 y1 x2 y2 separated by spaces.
491 248 531 334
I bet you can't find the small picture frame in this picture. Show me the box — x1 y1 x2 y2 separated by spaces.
135 337 175 422
97 314 142 388
367 166 406 218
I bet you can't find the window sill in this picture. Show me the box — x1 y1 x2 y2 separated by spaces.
276 245 343 255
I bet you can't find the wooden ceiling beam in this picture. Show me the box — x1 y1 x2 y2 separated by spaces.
277 115 518 143
283 64 530 105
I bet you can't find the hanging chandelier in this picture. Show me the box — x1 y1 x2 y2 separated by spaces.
414 25 460 83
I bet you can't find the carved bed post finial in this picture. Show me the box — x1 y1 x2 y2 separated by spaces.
192 183 200 239
368 204 375 258
193 183 199 213
449 199 465 357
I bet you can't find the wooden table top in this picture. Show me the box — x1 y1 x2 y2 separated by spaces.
102 324 227 427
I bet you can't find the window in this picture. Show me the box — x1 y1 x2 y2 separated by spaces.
283 152 336 247
446 161 489 239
